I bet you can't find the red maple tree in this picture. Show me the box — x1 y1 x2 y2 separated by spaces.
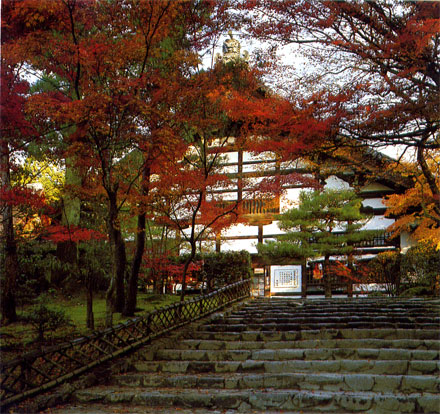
242 0 439 222
3 0 239 324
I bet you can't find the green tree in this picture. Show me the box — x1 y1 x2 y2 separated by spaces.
24 302 73 342
258 189 378 297
401 241 440 296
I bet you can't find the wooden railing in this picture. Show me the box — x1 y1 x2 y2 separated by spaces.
306 267 348 288
0 279 251 410
242 197 279 215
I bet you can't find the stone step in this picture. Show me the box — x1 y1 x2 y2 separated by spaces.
211 316 439 325
114 372 440 394
230 311 439 319
46 298 440 414
133 359 440 375
153 348 439 362
236 304 440 311
236 309 440 317
73 386 440 413
44 403 331 414
233 309 435 315
187 329 440 341
200 322 439 331
241 301 440 309
248 298 440 303
165 338 440 351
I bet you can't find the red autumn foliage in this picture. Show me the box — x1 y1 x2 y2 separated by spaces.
0 187 50 212
242 0 440 225
42 225 107 243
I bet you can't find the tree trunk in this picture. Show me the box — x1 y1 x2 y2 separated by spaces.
1 214 18 324
324 255 332 298
153 275 159 294
124 212 145 316
56 240 77 265
106 190 127 321
1 141 18 324
57 157 81 268
105 275 115 328
347 253 354 298
86 283 94 330
180 242 196 302
124 165 150 316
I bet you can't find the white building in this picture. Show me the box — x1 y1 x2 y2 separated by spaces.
179 36 414 297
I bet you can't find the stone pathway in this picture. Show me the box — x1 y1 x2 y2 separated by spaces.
46 298 440 413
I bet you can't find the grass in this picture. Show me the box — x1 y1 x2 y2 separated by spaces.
0 291 184 362
51 292 182 329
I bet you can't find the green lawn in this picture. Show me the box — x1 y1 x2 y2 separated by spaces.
54 292 182 330
0 292 183 362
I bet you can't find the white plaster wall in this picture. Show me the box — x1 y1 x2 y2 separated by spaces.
222 223 258 237
200 240 215 252
220 164 238 174
324 175 351 190
242 151 276 173
224 151 238 163
217 191 237 201
280 159 308 169
280 188 302 212
263 221 285 236
360 215 394 231
221 238 257 253
362 198 386 209
243 151 274 162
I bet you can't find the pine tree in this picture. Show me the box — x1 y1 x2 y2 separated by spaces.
258 189 379 297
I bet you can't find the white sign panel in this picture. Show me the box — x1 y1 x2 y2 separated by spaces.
270 265 302 293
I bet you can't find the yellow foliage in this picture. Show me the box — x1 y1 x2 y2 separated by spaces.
384 153 439 247
14 156 64 204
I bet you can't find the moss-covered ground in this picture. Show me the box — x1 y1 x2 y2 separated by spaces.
0 292 183 362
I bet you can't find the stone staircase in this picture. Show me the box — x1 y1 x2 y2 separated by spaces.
52 298 440 413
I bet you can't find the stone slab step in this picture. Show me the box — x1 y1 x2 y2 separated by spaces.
114 372 440 393
200 322 439 331
153 348 439 362
241 303 440 312
74 386 440 413
42 403 329 414
134 359 440 375
243 301 440 307
187 329 440 341
165 338 440 351
229 313 439 321
236 310 440 318
247 298 440 303
220 316 439 324
234 305 440 316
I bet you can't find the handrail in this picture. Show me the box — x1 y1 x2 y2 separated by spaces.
0 279 251 410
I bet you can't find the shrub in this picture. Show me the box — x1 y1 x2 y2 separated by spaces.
174 250 252 291
16 241 54 303
78 241 111 291
24 303 73 342
202 250 252 290
400 241 440 296
366 251 402 296
400 286 434 298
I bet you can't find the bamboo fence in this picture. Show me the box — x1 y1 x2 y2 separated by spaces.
0 279 251 410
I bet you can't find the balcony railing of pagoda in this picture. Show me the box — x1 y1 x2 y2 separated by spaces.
242 197 280 215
